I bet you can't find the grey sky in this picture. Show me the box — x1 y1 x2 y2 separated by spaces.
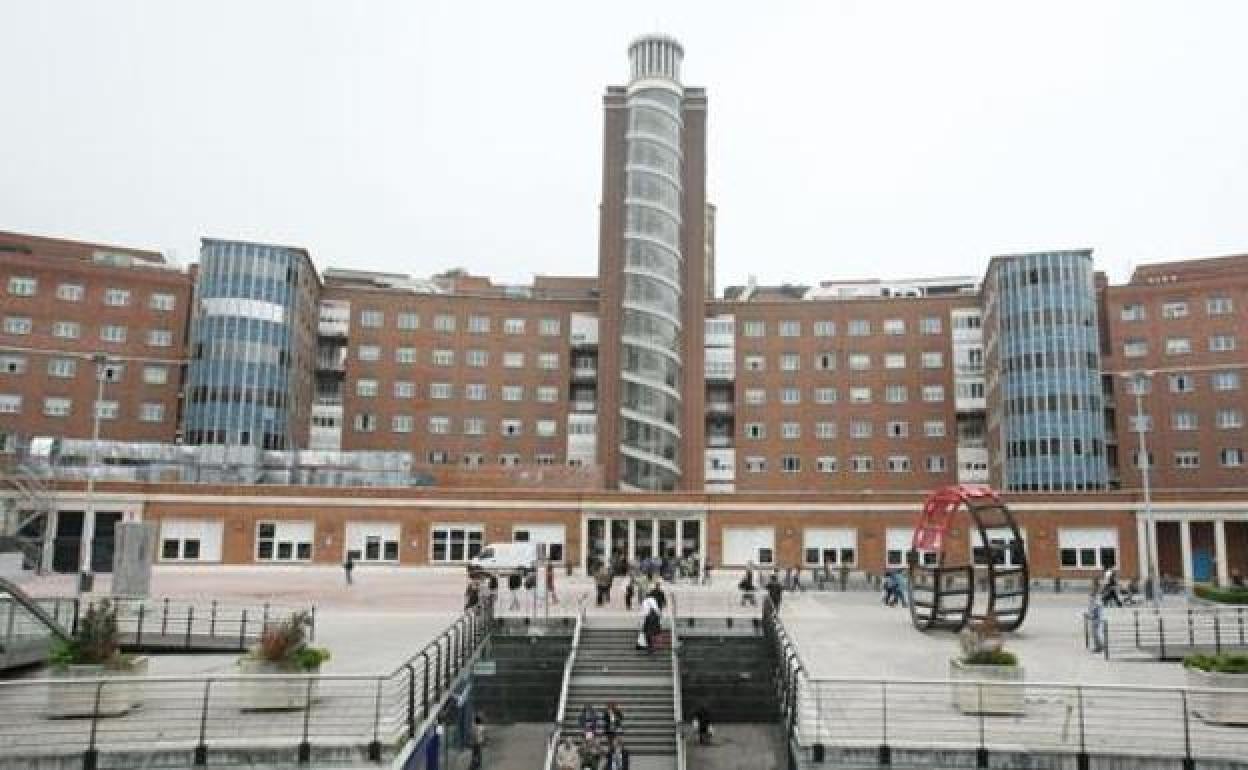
2 1 1246 290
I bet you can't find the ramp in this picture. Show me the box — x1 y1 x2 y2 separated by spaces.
0 576 72 670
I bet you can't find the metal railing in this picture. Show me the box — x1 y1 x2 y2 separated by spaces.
99 596 314 651
543 607 586 770
1088 605 1248 660
670 593 685 770
0 607 487 768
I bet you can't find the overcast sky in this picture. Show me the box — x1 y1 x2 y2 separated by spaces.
2 1 1246 290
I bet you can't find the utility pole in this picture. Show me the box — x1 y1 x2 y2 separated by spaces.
77 353 116 597
1129 371 1160 606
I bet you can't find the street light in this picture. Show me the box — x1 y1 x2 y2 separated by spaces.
76 353 119 597
1124 370 1160 606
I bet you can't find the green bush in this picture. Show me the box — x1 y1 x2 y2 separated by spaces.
1184 654 1248 674
1193 584 1248 605
247 611 330 671
50 600 124 668
962 649 1019 667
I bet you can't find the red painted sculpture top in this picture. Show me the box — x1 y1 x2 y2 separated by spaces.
911 484 1002 553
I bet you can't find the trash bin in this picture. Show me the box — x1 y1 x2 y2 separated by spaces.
78 571 94 593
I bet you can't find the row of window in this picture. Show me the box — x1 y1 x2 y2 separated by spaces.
6 277 177 310
1005 437 1105 458
1129 408 1245 431
1 317 175 346
736 383 956 407
1121 335 1238 357
740 418 954 440
739 454 949 474
741 350 948 372
1120 296 1235 321
352 346 561 369
1132 448 1245 469
0 395 165 421
0 356 171 384
739 317 946 338
1127 370 1241 394
354 311 563 336
352 414 564 437
351 380 568 402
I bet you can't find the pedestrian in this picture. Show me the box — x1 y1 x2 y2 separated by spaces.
625 574 636 611
692 705 714 745
702 558 712 586
464 578 480 611
508 571 522 610
1086 590 1106 653
839 562 850 592
343 554 355 586
1101 568 1122 608
1234 571 1246 589
648 580 667 612
596 563 612 607
605 735 630 770
468 714 485 770
894 569 909 608
578 703 599 736
525 570 538 609
605 702 624 737
641 592 661 655
739 565 757 606
766 571 783 611
556 737 580 770
882 571 897 606
546 562 559 606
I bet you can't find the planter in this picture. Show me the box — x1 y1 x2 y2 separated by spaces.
1186 667 1248 725
949 659 1024 715
237 658 322 711
46 657 149 718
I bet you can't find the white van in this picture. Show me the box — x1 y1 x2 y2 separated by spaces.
468 542 542 576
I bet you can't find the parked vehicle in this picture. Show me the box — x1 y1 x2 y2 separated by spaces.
468 542 541 576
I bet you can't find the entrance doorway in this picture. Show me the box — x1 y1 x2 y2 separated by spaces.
584 515 704 574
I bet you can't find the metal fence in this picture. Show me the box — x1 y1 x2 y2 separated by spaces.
1088 606 1248 660
101 597 315 652
0 607 488 768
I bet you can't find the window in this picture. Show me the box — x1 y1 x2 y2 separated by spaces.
850 420 872 438
780 353 800 371
744 388 765 406
536 385 558 403
922 385 945 402
43 356 75 380
139 403 165 422
851 455 873 472
104 288 130 306
536 419 558 437
359 310 383 328
744 355 765 372
1133 450 1154 469
6 277 35 296
1122 339 1148 358
814 321 836 337
956 382 985 400
358 345 380 361
781 455 801 473
147 329 173 347
1209 335 1237 353
0 355 26 374
1165 337 1192 355
391 415 414 433
467 350 488 367
432 349 454 366
397 312 420 331
745 456 766 473
884 353 906 369
395 347 417 364
1169 373 1195 393
501 419 523 437
815 421 837 439
1161 301 1189 319
1127 376 1151 395
886 455 911 472
143 365 168 385
744 423 765 439
1213 371 1241 391
921 351 944 369
468 315 491 333
1171 411 1198 431
57 283 84 301
503 352 525 368
803 529 857 567
849 386 872 404
1207 296 1234 315
743 320 765 337
52 321 80 339
255 521 314 562
779 321 800 337
1174 450 1200 469
433 314 456 332
94 400 119 420
848 353 870 371
428 416 451 434
465 383 486 401
781 387 800 405
356 379 379 397
1058 529 1117 570
42 397 69 417
1128 414 1153 432
504 318 526 335
539 318 561 336
1221 448 1245 467
815 352 837 371
430 382 453 399
497 454 519 467
502 385 523 401
353 413 377 432
1120 303 1146 321
463 417 485 435
848 319 870 336
926 455 947 472
920 317 942 335
538 353 559 370
395 381 417 399
814 387 837 404
98 325 126 343
883 319 905 335
885 384 907 403
0 392 23 414
4 317 32 335
536 454 557 466
887 420 909 438
146 293 175 312
816 456 838 473
1217 409 1244 429
924 420 946 437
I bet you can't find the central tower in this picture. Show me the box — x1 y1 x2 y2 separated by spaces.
598 35 708 491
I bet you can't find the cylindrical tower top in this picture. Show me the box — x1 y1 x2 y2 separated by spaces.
628 35 683 85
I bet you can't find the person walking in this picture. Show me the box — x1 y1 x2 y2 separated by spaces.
702 558 713 586
648 580 667 612
641 592 661 655
464 578 480 611
766 571 784 612
1086 590 1106 653
605 736 630 770
578 703 599 736
546 562 560 606
468 714 485 770
739 565 757 606
605 702 624 738
555 737 580 770
1101 568 1122 608
625 574 636 611
894 569 909 608
508 571 522 611
882 571 897 606
596 563 612 607
343 554 355 586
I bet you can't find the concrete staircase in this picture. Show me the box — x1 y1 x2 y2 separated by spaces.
559 621 678 769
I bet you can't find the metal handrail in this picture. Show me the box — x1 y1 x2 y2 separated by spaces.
670 592 685 770
543 604 586 770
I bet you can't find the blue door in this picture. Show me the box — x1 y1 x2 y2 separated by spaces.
1193 550 1215 582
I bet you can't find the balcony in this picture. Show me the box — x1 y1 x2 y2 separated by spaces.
706 435 733 449
316 355 346 372
573 400 596 413
705 448 735 482
571 364 598 381
705 401 734 416
318 318 349 338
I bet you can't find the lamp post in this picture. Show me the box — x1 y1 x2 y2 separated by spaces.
76 353 117 597
1126 371 1160 606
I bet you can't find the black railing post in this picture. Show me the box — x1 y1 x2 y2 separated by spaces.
1075 686 1089 770
298 678 314 764
185 606 195 648
1133 609 1140 648
135 604 145 648
1180 689 1194 770
975 684 987 768
194 679 213 765
1215 612 1222 655
262 602 270 630
1158 615 1167 660
84 681 104 770
1103 617 1110 661
433 640 443 701
161 597 169 636
238 609 248 649
71 598 81 635
209 600 218 638
1240 607 1246 645
309 606 317 642
405 663 417 737
1187 608 1195 648
878 681 891 766
368 677 384 762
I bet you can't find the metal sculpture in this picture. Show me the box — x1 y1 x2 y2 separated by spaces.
907 484 1029 632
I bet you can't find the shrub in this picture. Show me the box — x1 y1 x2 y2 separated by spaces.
962 649 1019 667
50 600 123 668
1184 653 1248 674
1193 584 1248 605
250 611 330 671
